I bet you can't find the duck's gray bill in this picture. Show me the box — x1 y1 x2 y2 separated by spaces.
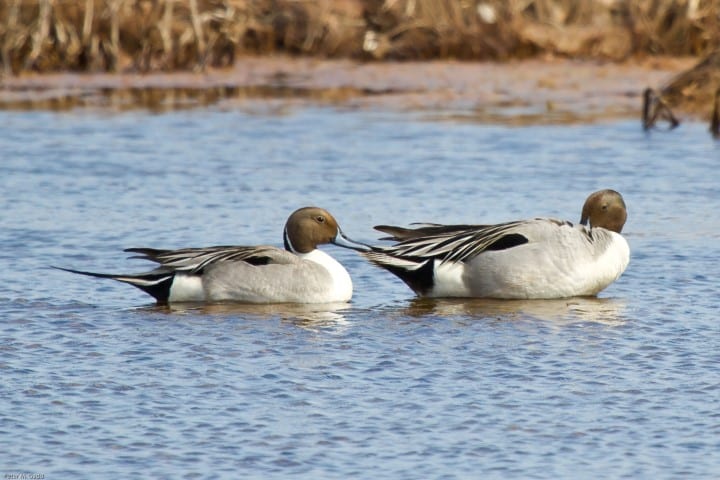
333 229 371 251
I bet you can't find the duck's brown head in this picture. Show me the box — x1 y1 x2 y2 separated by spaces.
579 189 627 233
284 207 369 253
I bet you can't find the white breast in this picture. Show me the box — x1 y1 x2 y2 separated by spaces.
299 249 353 302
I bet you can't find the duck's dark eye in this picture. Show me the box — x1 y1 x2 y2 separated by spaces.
316 215 325 223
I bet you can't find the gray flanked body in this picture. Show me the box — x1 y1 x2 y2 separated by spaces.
168 247 352 304
55 207 368 305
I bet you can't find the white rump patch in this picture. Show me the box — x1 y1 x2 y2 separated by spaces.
430 260 470 297
168 274 205 302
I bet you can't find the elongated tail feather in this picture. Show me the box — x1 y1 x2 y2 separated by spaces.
52 266 174 305
375 224 485 242
123 247 171 263
375 225 425 241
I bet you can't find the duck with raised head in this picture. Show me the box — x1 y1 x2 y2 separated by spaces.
363 189 630 299
55 207 369 305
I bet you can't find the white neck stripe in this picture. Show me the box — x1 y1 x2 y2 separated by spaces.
284 228 297 253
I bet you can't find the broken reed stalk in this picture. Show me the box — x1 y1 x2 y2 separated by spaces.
711 88 720 138
188 0 205 71
82 0 93 46
161 0 174 69
642 87 680 131
24 0 52 70
1 0 20 76
109 0 122 71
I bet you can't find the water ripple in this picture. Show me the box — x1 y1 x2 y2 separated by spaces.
0 110 718 478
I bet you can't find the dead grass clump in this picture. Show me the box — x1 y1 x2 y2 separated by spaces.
643 49 720 133
362 0 720 61
256 0 364 57
360 0 526 60
625 0 720 56
656 49 720 111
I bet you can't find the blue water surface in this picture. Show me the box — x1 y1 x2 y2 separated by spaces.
0 105 719 479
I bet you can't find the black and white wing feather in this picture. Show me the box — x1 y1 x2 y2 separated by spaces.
372 221 532 264
374 223 482 241
125 245 295 274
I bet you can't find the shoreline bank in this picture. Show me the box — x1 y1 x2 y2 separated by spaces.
0 56 699 125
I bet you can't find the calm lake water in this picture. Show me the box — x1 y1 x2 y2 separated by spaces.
1 104 719 479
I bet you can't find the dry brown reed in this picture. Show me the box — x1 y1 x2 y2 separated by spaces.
655 49 720 111
1 0 720 74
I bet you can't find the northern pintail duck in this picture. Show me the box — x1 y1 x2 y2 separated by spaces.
363 190 630 299
55 207 369 305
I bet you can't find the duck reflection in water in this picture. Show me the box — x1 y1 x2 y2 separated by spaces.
399 296 627 325
144 301 353 333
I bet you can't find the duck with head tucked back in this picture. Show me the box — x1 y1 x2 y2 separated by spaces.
362 189 630 300
55 207 370 305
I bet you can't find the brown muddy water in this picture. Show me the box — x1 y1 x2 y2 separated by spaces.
0 57 699 122
1 59 719 479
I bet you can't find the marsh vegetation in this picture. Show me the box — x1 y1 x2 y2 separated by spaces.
2 0 719 74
